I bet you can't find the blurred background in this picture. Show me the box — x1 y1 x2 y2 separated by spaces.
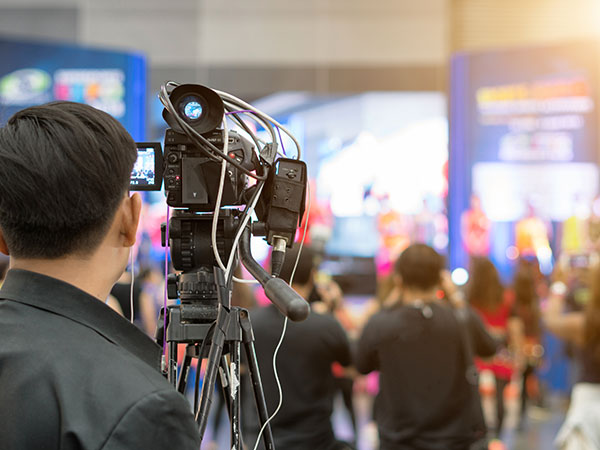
3 1 600 448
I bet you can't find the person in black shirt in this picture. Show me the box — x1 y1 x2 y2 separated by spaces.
0 102 200 450
356 244 496 450
243 246 353 450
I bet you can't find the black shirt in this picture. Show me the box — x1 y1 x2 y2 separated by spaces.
356 301 496 450
243 305 352 450
0 269 200 450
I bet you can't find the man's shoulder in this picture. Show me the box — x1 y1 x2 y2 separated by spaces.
0 300 199 450
249 305 339 327
0 299 169 397
290 309 348 338
362 303 457 336
307 308 343 324
365 305 403 327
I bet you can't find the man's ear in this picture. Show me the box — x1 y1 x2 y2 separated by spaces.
0 228 9 256
121 193 142 247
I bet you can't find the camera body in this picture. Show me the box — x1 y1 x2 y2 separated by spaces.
162 128 257 210
129 82 307 257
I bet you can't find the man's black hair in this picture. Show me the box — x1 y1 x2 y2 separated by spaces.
395 243 444 290
0 101 137 258
278 245 316 286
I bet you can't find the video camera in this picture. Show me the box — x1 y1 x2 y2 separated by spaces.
128 82 310 448
130 82 307 249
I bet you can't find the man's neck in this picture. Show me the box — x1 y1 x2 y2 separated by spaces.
402 287 438 305
10 256 118 302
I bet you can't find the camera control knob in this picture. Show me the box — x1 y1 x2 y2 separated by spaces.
168 153 179 164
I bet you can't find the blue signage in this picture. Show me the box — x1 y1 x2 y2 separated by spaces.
0 37 146 140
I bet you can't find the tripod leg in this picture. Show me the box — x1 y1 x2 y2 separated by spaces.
211 355 232 440
243 341 275 450
230 340 242 450
168 341 178 385
196 306 229 443
177 352 193 394
240 310 275 450
219 355 233 420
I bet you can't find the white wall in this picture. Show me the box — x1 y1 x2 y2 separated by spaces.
198 0 448 66
1 0 600 94
0 0 449 67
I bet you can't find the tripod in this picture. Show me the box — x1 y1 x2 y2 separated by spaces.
158 266 274 450
158 211 308 450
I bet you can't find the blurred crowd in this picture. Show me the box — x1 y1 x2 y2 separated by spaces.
5 236 597 450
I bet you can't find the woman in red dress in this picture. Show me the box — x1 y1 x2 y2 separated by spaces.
466 257 524 438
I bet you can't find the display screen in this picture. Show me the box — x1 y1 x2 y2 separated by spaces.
449 41 600 277
130 143 162 191
0 37 146 140
131 148 156 186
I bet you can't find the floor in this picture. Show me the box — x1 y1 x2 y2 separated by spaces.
203 377 568 450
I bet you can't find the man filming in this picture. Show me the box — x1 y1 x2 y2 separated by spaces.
0 102 200 449
356 243 497 450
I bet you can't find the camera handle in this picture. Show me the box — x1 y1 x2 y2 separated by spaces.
239 226 310 322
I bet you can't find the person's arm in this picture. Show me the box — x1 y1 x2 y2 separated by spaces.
467 307 498 358
101 389 200 450
328 317 352 367
507 315 526 370
355 315 380 374
440 270 497 357
543 282 585 346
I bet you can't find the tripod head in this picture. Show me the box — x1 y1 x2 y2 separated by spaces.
159 209 310 324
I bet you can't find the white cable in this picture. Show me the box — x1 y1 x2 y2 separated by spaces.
220 95 279 144
250 184 310 447
224 101 288 160
129 249 135 324
252 316 288 450
222 99 277 144
289 181 311 285
233 277 260 285
217 90 302 160
226 182 264 279
159 84 266 182
210 115 230 275
211 113 265 283
224 103 274 149
226 109 280 162
225 113 268 151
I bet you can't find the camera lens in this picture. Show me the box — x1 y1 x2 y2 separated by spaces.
180 95 203 121
165 85 224 134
